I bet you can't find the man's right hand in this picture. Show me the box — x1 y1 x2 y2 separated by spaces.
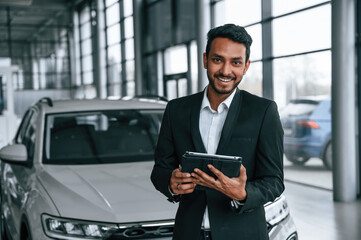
170 167 196 194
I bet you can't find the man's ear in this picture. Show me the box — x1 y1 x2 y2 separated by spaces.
203 53 207 69
243 60 251 75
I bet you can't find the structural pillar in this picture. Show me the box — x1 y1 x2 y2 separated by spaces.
332 0 357 202
0 66 19 148
196 0 211 91
261 0 273 100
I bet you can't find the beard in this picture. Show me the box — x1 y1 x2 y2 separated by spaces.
207 71 242 95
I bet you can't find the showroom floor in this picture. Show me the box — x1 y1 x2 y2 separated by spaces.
284 158 361 240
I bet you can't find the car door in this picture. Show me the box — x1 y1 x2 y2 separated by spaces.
2 107 38 238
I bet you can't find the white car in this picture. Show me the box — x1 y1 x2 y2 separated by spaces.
0 97 297 240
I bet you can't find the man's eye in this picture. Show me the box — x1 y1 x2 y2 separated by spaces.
233 61 241 65
213 58 221 63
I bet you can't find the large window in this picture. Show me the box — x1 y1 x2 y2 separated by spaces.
79 6 94 85
272 5 331 58
272 3 332 190
143 0 197 100
74 4 97 99
11 26 70 90
213 0 261 27
103 0 135 97
212 0 263 97
105 0 122 97
272 0 327 16
71 0 136 99
272 3 331 108
274 51 331 107
212 0 333 189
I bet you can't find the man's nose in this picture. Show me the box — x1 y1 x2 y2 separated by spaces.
220 62 232 76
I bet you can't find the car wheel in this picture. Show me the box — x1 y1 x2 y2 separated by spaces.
285 154 310 165
322 142 332 170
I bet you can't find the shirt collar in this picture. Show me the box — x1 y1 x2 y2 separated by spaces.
200 86 236 112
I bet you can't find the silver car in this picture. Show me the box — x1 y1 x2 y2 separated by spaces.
0 97 297 240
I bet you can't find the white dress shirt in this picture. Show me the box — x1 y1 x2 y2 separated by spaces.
199 86 236 229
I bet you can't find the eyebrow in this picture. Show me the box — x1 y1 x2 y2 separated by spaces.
211 53 244 61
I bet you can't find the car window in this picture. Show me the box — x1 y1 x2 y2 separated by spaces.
43 109 163 165
22 109 38 160
15 109 34 144
280 101 319 117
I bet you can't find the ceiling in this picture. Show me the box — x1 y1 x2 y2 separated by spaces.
0 0 73 58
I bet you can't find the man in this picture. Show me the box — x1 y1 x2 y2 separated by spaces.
151 24 284 240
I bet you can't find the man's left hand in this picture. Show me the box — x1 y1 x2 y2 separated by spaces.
191 164 247 201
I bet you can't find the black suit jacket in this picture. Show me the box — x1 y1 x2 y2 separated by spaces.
151 89 284 240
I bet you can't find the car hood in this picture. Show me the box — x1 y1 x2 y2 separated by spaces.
38 161 178 223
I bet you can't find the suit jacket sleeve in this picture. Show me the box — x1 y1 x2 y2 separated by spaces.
151 101 179 201
239 101 285 213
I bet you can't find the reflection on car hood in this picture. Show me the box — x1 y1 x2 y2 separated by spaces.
38 161 178 223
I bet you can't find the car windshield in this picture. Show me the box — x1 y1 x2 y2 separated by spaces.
280 100 319 117
43 109 163 165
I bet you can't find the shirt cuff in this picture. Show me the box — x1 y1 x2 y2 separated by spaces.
233 200 245 206
168 185 179 196
230 200 245 212
167 186 180 203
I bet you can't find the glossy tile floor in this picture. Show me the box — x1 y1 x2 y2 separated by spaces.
284 157 332 190
283 157 361 240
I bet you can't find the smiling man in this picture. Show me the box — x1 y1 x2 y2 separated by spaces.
151 24 284 240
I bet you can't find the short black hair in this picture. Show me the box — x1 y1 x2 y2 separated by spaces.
205 24 253 63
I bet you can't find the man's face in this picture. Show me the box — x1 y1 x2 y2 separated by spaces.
203 37 250 96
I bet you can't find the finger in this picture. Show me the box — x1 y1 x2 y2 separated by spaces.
173 169 194 183
191 172 203 182
171 168 181 177
237 165 246 178
171 168 196 185
238 165 247 182
182 188 196 194
191 173 217 189
174 170 191 178
178 177 197 184
174 183 196 194
193 169 216 185
193 168 212 180
177 183 196 191
207 164 226 180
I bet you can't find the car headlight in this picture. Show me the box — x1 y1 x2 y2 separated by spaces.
264 195 290 226
41 214 118 240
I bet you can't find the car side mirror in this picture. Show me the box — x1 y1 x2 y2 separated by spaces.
0 144 28 163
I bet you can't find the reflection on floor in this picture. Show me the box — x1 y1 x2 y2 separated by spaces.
284 156 332 190
284 181 361 240
284 155 361 239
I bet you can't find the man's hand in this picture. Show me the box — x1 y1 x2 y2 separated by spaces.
191 164 247 201
169 167 197 195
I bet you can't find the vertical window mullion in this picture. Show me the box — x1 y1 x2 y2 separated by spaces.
103 0 110 96
90 0 100 96
78 12 84 86
119 0 127 96
186 42 192 95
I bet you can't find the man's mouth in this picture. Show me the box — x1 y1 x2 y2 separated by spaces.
217 76 235 82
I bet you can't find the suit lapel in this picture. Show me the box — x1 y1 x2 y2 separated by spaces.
216 89 243 154
191 92 207 153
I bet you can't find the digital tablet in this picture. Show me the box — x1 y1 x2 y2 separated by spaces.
181 151 242 190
